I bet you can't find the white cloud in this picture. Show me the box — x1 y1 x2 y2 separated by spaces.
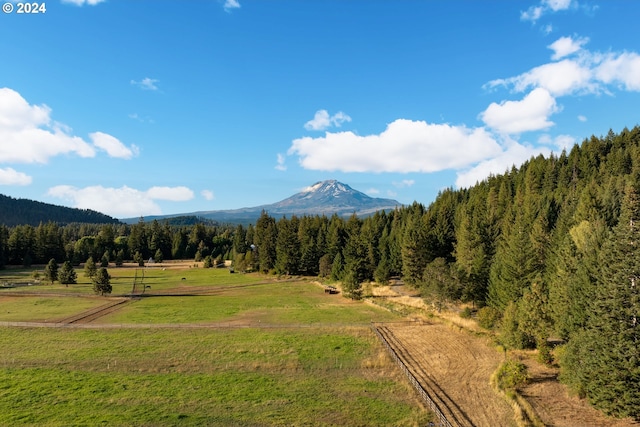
393 179 415 188
456 139 546 188
521 6 544 22
275 153 287 171
480 88 559 134
366 188 380 195
521 0 574 22
0 87 96 164
595 52 640 91
61 0 105 5
223 0 240 12
304 110 352 131
201 189 215 201
545 0 572 11
486 59 594 97
146 186 194 201
578 114 587 122
0 167 31 185
549 36 589 60
48 185 195 218
90 132 139 159
538 133 576 151
131 77 159 91
289 119 502 173
486 39 640 98
0 88 139 171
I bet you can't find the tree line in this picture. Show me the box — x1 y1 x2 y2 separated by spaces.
0 194 118 227
1 126 638 419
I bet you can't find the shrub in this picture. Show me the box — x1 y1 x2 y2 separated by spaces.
203 256 213 268
494 360 529 391
460 307 473 319
477 306 501 329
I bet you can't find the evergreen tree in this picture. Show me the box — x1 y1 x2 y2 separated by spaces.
318 253 332 278
488 202 537 311
203 255 213 268
422 257 460 311
43 258 58 284
341 215 371 289
154 248 164 263
58 260 77 286
330 252 345 281
517 280 552 347
341 269 362 300
562 184 640 419
401 211 428 286
92 267 112 296
115 249 124 267
255 211 277 273
275 216 300 275
134 251 145 267
128 218 148 259
84 256 97 279
100 250 109 267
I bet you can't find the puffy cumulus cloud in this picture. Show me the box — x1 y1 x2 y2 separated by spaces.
61 0 105 5
549 36 589 60
304 110 352 131
201 189 215 201
90 132 139 159
486 59 593 97
0 167 32 185
480 88 559 134
455 139 547 188
48 185 195 218
0 88 139 182
595 52 640 91
486 38 640 97
288 119 502 173
0 88 95 164
130 77 159 91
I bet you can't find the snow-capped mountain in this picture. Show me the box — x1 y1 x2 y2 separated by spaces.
271 180 399 213
125 180 402 224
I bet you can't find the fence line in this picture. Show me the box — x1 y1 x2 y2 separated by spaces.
372 324 457 427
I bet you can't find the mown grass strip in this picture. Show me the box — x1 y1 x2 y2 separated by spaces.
0 327 431 426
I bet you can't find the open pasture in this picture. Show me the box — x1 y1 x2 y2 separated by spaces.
0 266 430 426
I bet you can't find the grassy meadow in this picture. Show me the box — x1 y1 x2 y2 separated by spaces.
0 265 430 426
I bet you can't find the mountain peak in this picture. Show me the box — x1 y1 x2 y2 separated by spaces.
302 179 350 196
126 180 402 224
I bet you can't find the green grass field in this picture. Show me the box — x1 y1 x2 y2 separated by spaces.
0 266 430 426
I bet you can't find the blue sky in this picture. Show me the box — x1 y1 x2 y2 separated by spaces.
1 0 639 219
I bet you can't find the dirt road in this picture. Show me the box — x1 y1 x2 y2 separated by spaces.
377 321 516 427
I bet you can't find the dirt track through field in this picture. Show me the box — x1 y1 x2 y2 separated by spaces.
376 322 515 427
54 298 131 324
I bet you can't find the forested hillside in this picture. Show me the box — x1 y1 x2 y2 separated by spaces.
0 194 118 227
0 126 638 419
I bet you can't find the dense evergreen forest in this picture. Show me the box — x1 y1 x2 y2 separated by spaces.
0 194 118 227
1 126 639 419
